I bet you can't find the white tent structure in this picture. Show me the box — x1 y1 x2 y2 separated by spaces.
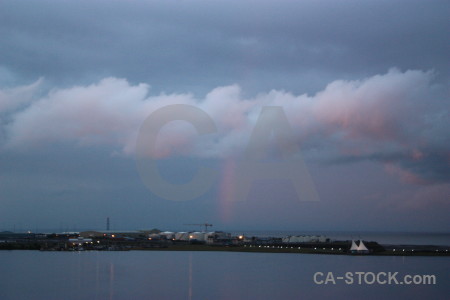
357 240 369 252
350 240 359 251
350 239 369 254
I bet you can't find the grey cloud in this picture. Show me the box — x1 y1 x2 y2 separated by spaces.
0 0 448 95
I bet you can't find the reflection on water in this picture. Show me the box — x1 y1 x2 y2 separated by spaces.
0 250 448 300
109 262 114 300
188 253 192 300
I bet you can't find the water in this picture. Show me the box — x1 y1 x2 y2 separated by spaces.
0 251 448 299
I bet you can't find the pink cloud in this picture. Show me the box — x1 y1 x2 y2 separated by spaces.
382 183 450 211
384 163 429 185
1 69 448 184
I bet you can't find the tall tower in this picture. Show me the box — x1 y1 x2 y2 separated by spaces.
106 217 110 231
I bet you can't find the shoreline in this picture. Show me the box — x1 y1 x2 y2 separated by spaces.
1 230 449 256
2 244 449 256
133 245 450 256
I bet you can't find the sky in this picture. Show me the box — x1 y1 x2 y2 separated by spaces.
0 0 449 233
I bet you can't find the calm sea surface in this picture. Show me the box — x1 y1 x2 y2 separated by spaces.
0 250 448 300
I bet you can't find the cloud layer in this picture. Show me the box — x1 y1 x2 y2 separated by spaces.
1 69 448 184
1 0 448 95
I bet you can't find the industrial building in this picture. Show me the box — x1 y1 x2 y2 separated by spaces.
282 235 329 243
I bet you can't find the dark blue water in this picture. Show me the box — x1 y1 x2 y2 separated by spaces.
0 251 448 300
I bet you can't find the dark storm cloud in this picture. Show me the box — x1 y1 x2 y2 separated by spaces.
0 0 448 94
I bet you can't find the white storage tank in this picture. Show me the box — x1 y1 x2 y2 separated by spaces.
175 232 189 241
160 231 175 240
189 232 205 241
